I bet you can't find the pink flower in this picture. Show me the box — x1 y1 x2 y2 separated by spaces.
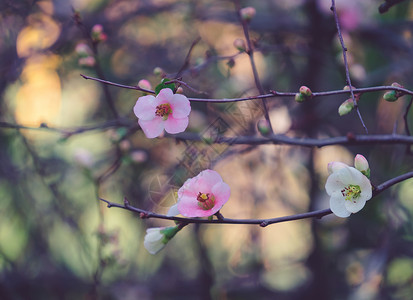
168 170 230 217
133 88 191 138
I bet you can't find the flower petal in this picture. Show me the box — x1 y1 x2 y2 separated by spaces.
134 95 156 120
139 118 164 138
344 197 367 213
164 116 189 134
211 182 231 209
330 194 351 218
156 88 174 104
170 94 191 118
177 195 210 217
166 203 180 216
325 171 346 196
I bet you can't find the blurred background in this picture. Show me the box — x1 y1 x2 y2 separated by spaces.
1 0 413 299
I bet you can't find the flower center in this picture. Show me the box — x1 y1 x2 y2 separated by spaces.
341 184 361 203
197 192 215 210
155 103 172 120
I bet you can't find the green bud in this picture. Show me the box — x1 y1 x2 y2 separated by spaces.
383 90 398 102
295 93 306 103
338 99 354 116
257 119 271 136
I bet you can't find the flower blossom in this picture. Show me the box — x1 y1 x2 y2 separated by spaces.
325 165 372 218
168 169 230 218
143 226 180 255
133 88 191 138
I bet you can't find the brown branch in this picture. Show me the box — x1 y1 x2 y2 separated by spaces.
234 1 274 134
78 74 413 102
100 171 413 226
331 0 368 133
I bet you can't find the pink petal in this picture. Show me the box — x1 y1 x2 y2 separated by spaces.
170 94 191 118
133 95 156 120
156 88 174 104
164 116 189 134
177 195 205 217
138 118 164 138
211 182 230 209
178 195 221 217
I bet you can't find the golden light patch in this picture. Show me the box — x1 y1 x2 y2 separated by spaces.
16 13 60 57
15 55 61 127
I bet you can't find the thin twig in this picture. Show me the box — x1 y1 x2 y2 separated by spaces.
234 0 274 133
100 171 413 226
79 74 413 102
331 0 368 133
175 37 201 79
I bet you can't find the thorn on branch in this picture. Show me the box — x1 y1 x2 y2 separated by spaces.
260 221 269 227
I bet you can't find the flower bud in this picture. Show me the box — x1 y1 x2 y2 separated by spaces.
257 119 271 136
295 93 306 103
299 86 312 97
338 98 354 116
78 56 96 67
343 85 361 101
240 7 256 22
91 24 107 42
153 67 165 77
176 86 184 94
75 43 92 57
354 154 370 178
144 226 181 254
383 90 397 102
233 38 247 52
327 161 348 174
138 79 152 90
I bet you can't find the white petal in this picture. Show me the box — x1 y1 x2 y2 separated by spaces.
325 172 346 195
167 203 180 216
330 194 351 218
344 197 367 213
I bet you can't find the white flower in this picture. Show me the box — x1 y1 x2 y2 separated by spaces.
325 166 372 218
144 228 166 255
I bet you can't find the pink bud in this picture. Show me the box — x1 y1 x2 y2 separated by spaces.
138 79 152 90
233 38 247 52
354 154 369 172
240 7 256 21
299 86 312 97
78 56 96 67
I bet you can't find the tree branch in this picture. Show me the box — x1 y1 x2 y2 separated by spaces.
99 171 413 226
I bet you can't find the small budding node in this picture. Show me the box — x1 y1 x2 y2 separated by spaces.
233 38 247 52
343 85 361 102
299 86 312 97
384 82 404 102
338 99 354 116
176 87 184 94
240 7 256 22
295 93 306 103
257 119 271 136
